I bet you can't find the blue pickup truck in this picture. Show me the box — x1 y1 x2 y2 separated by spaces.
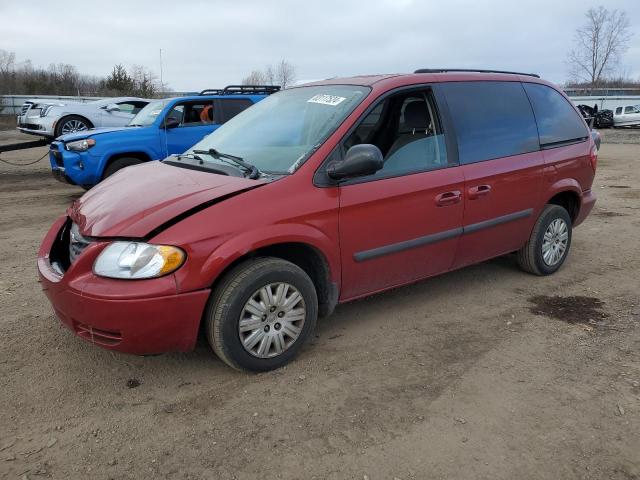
49 85 279 188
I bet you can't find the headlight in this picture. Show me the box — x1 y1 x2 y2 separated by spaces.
40 105 55 117
93 242 186 280
66 138 96 152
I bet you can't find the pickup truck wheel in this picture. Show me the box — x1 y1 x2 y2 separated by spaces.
517 204 572 276
103 157 143 179
205 257 318 372
55 115 92 137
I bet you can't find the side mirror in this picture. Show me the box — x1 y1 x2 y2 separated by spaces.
327 144 384 180
103 103 120 112
163 117 181 129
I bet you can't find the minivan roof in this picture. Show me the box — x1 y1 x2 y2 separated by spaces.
300 71 553 90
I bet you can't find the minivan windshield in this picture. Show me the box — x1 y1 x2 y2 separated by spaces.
129 100 169 127
187 85 370 174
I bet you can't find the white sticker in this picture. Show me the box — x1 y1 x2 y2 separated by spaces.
307 94 346 106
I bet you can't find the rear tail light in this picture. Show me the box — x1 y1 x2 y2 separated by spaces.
589 144 598 172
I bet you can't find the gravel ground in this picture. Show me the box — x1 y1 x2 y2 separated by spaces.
0 129 639 480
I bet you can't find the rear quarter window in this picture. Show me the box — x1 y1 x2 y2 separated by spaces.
441 81 539 164
219 98 254 123
523 83 588 147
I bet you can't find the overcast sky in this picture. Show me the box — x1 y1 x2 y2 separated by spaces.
1 0 639 91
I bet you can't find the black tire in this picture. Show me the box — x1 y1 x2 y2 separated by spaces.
103 157 143 179
205 257 318 372
54 115 92 138
517 204 572 276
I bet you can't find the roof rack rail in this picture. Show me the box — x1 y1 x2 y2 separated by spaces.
199 85 281 96
414 68 540 78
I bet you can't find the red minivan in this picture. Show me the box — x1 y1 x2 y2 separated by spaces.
38 70 598 371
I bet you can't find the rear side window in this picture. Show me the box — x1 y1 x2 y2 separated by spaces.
615 107 623 115
441 81 539 164
219 99 254 123
523 83 588 147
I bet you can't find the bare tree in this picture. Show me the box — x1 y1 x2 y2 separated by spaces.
241 60 297 88
241 69 267 85
129 64 159 98
275 59 296 88
0 49 16 76
567 6 632 88
264 64 275 86
0 49 167 98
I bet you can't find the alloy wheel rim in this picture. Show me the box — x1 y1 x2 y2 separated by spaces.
61 120 88 134
542 218 569 266
238 282 306 358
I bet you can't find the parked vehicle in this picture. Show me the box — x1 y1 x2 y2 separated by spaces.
17 97 150 138
38 70 598 371
613 104 640 127
48 86 278 188
577 104 613 128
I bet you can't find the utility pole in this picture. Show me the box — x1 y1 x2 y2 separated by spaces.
159 48 164 95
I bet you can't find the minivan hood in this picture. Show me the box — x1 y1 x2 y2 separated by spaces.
68 161 266 238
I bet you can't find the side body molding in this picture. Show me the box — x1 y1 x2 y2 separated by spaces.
354 209 533 262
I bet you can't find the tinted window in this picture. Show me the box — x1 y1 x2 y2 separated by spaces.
523 83 588 147
168 101 214 126
442 81 539 164
116 101 148 114
219 98 254 122
615 107 623 115
341 90 448 180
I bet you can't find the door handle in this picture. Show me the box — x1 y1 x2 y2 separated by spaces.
468 184 492 200
435 190 462 206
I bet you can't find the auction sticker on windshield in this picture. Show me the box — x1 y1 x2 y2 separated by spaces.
307 94 346 106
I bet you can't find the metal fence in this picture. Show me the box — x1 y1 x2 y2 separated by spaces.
567 95 640 111
564 87 640 97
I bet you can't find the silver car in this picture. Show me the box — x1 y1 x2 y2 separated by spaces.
17 97 150 138
613 104 640 128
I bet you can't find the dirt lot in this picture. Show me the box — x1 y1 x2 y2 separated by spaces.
1 129 639 480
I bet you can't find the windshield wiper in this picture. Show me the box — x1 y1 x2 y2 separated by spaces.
193 148 260 179
174 153 205 163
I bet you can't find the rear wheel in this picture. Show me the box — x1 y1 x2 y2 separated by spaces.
55 115 92 137
205 257 318 372
517 204 572 275
103 157 143 179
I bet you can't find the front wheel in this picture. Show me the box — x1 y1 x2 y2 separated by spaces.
205 257 318 372
55 115 91 137
103 157 143 179
517 204 572 275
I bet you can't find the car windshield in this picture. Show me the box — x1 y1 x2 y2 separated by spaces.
187 85 370 174
129 100 169 126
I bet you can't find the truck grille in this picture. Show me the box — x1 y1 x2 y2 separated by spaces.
50 143 63 167
20 102 34 115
